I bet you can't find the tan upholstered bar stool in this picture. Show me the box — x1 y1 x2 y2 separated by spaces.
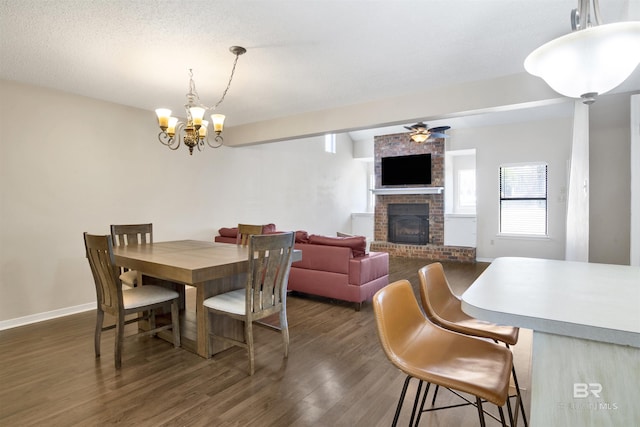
373 280 513 426
418 262 528 427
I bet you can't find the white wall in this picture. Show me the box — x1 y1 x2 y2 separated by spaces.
0 80 368 323
589 94 633 265
448 119 573 260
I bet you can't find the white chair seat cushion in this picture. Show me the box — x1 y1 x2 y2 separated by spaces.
119 270 138 287
123 285 179 310
203 289 246 315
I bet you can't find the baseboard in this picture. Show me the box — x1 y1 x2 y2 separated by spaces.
476 257 495 263
0 302 95 331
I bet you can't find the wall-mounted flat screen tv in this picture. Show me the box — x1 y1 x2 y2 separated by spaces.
381 153 432 186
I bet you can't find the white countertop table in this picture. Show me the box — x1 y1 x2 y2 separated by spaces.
461 257 640 426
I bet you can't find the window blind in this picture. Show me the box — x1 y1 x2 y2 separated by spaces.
500 164 548 235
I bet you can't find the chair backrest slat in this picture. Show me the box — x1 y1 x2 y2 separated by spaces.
110 223 153 247
238 224 264 247
84 233 122 315
246 232 295 314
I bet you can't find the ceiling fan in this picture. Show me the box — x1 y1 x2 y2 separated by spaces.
404 122 451 143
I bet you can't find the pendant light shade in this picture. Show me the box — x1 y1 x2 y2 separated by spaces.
524 21 640 103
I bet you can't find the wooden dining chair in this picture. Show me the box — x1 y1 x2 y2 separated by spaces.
84 232 180 369
237 223 264 246
110 223 153 288
418 262 527 426
373 280 513 427
203 231 295 375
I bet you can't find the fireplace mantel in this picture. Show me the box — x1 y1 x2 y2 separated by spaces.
371 187 444 195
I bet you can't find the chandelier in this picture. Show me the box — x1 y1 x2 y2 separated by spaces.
524 0 640 104
155 46 246 155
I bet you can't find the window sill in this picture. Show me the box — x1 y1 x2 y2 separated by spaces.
496 233 550 240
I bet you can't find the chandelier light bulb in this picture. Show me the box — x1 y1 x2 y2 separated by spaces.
211 114 225 133
189 107 206 129
167 117 178 137
199 120 208 138
155 108 171 130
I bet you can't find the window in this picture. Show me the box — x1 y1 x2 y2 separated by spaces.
456 169 476 212
500 163 547 235
324 134 336 153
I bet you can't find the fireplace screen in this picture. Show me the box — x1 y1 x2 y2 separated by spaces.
388 203 429 245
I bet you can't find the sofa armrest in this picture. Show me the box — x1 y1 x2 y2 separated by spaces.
348 251 389 286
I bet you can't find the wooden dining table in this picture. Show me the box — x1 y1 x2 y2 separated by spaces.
113 240 301 358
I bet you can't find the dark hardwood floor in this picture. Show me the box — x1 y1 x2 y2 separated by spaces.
0 258 530 426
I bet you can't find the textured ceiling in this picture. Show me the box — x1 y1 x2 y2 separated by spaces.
1 0 639 132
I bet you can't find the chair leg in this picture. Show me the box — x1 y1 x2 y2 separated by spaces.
246 319 255 376
506 393 515 427
203 307 211 357
506 344 529 427
476 397 486 427
498 405 507 427
171 300 180 348
279 309 289 358
415 382 431 426
408 380 424 426
95 308 104 357
149 309 156 335
114 313 124 369
431 384 440 406
392 376 412 427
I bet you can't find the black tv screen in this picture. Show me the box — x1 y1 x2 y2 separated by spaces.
381 153 432 186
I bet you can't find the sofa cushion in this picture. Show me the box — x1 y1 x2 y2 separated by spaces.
293 243 351 274
308 234 367 257
219 227 238 238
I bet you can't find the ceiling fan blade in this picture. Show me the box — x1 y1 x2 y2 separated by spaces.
406 122 428 131
428 132 449 139
428 126 451 132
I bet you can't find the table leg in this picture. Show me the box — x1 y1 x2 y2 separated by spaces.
195 273 248 358
195 284 208 358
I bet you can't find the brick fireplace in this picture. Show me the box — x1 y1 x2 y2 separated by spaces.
369 132 475 262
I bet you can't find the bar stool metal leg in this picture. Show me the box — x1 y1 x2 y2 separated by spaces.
392 376 412 427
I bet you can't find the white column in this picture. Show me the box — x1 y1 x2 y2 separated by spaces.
631 94 640 266
565 101 590 261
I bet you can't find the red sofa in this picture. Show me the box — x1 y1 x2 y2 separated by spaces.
214 226 389 310
289 233 389 310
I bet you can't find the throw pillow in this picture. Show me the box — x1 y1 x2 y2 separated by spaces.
219 227 238 238
262 223 277 233
308 234 367 257
295 230 310 243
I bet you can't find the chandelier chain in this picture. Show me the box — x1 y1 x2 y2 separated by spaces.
213 52 241 109
187 68 201 104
